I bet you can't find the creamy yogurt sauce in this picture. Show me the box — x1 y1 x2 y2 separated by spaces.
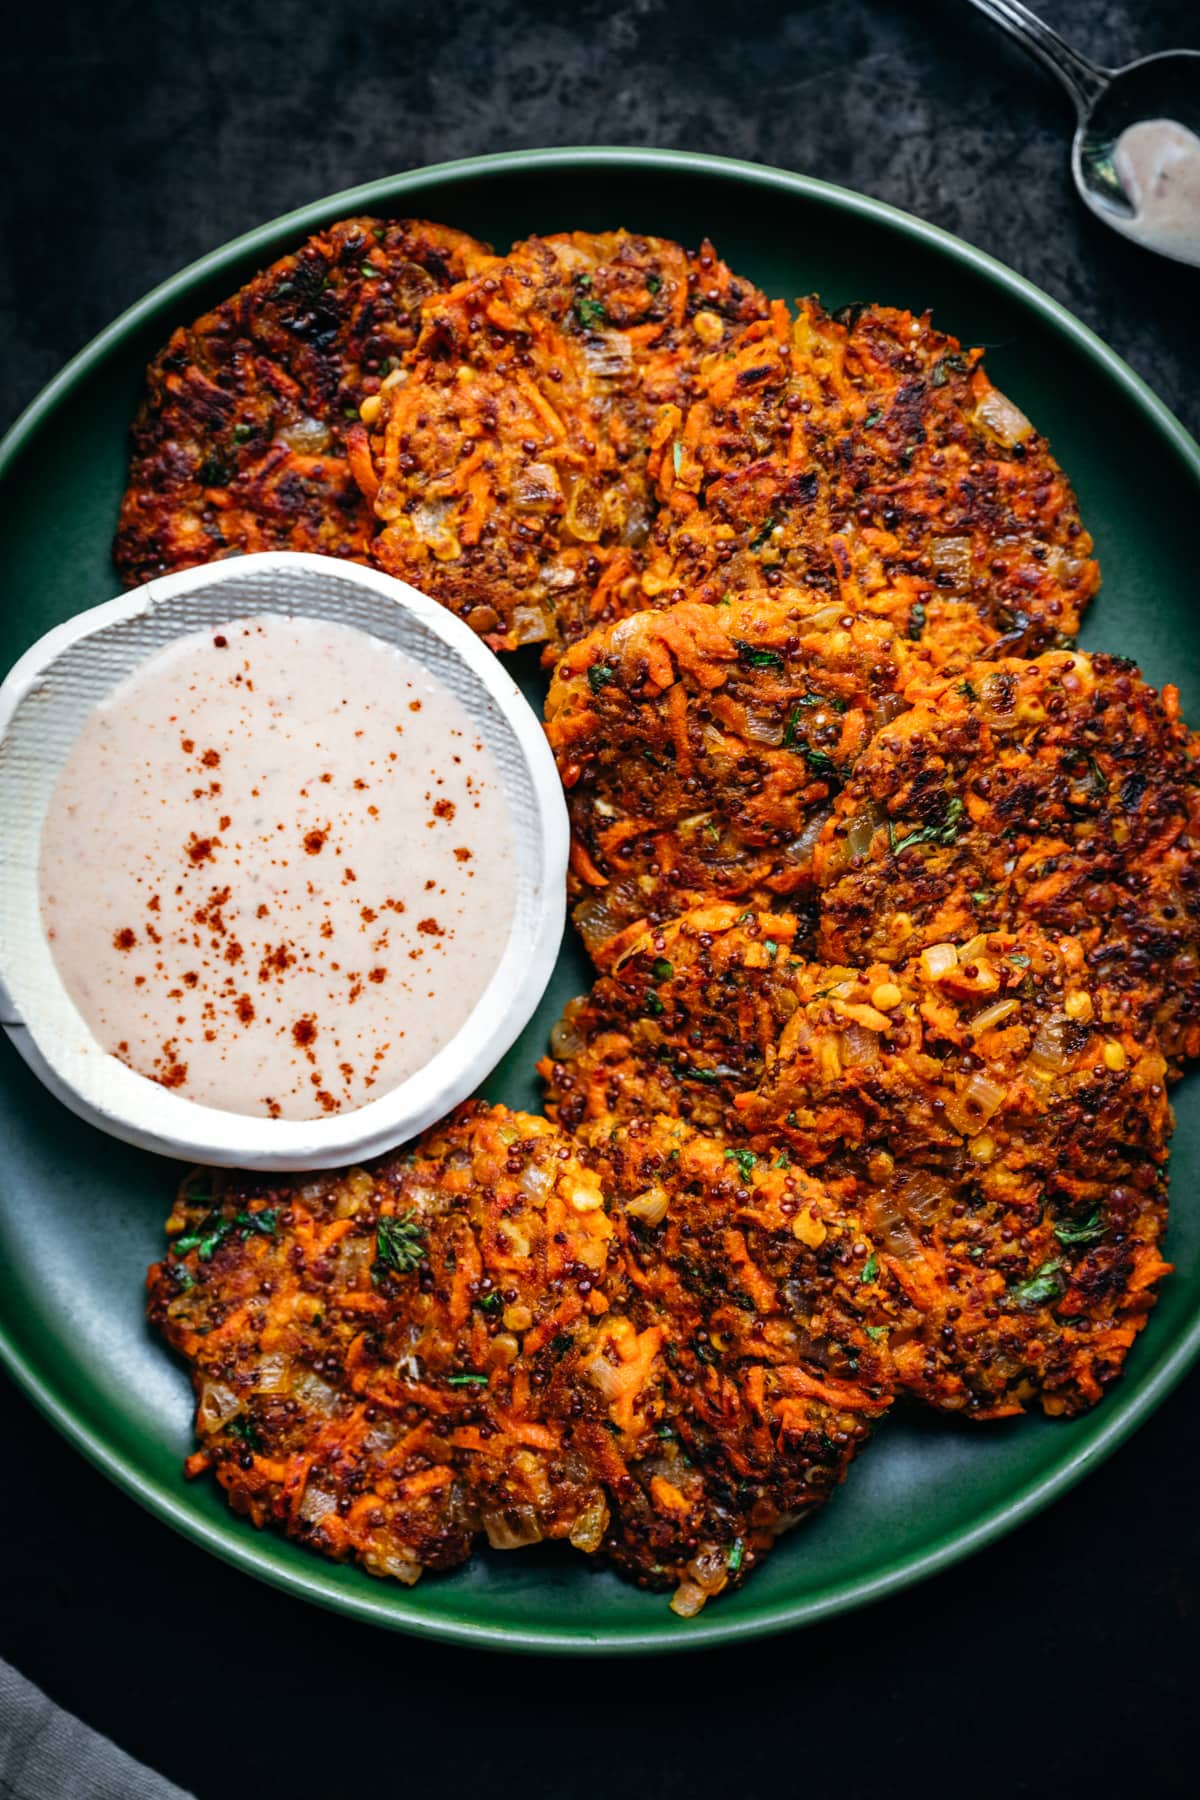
1112 118 1200 260
39 615 516 1119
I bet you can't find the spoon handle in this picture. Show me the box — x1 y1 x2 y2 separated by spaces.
965 0 1111 117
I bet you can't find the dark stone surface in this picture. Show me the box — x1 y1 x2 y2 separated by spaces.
1 4 1198 1797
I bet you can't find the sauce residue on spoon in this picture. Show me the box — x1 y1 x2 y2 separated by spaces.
38 615 516 1120
1111 117 1200 259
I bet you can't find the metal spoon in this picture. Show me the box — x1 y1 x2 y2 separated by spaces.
967 0 1200 268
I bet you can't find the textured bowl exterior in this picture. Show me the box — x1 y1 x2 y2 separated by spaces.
0 552 567 1169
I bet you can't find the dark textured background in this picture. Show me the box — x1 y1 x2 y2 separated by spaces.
1 3 1198 1796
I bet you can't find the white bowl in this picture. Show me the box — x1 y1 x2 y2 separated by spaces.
0 552 568 1170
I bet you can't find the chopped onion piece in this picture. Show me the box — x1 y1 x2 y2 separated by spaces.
968 997 1020 1035
482 1508 544 1551
920 942 959 979
975 386 1033 446
670 1579 708 1618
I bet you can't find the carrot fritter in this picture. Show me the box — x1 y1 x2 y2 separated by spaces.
541 903 806 1133
148 1105 623 1581
813 650 1200 1065
736 926 1173 1418
577 1115 891 1611
364 231 768 651
114 218 490 587
644 299 1098 663
149 1099 889 1609
546 592 904 963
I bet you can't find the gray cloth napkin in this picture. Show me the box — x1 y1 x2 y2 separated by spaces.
0 1659 193 1800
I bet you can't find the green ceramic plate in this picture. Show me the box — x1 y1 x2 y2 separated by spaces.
2 148 1198 1655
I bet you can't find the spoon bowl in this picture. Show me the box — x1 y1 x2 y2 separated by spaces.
1075 49 1200 261
969 0 1200 269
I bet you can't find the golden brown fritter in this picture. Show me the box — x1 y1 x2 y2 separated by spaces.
114 218 491 587
643 299 1099 663
363 231 769 651
736 926 1173 1418
813 651 1200 1065
577 1115 891 1611
541 903 806 1134
149 1099 889 1610
546 592 904 964
148 1105 623 1581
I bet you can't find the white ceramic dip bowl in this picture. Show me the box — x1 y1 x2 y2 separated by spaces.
0 552 568 1170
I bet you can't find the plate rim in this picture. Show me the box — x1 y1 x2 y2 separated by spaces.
3 144 1200 1656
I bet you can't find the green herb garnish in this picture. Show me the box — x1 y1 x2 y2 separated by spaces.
888 795 965 856
1008 1259 1064 1308
587 662 616 693
1053 1209 1107 1247
734 640 784 669
727 1538 745 1574
672 440 684 476
724 1149 758 1181
576 294 607 328
375 1211 426 1275
804 747 839 779
860 1253 879 1283
652 958 674 982
907 600 927 639
446 1372 489 1387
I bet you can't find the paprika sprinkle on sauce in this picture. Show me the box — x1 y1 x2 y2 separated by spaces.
38 615 516 1119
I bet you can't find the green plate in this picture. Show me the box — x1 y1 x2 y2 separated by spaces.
2 148 1199 1655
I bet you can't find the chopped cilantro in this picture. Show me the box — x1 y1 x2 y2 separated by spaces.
360 262 380 279
773 1151 790 1170
652 958 674 982
1008 1259 1064 1309
931 352 968 386
865 1324 887 1341
231 422 255 444
587 662 616 693
727 1537 746 1574
1053 1209 1107 1247
750 517 778 551
175 1207 277 1262
478 1289 502 1313
724 1148 758 1181
804 747 839 779
446 1372 489 1387
907 600 927 639
888 795 965 856
864 409 882 428
227 1416 262 1450
646 991 665 1016
956 678 977 701
764 939 779 961
646 274 662 294
733 640 784 669
1008 953 1031 967
576 293 607 328
375 1211 426 1275
672 440 684 476
860 1252 879 1283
